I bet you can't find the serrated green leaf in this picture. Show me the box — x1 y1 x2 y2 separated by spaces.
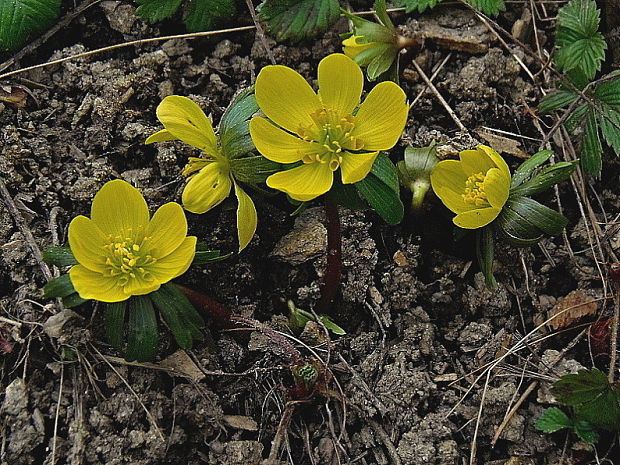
556 0 606 80
0 0 60 51
597 106 620 154
125 295 159 362
42 247 77 267
43 274 76 299
183 0 236 32
466 0 505 16
565 102 589 133
573 420 599 443
582 109 603 176
135 0 182 22
104 301 127 350
552 368 609 405
511 150 554 188
539 90 579 114
535 407 573 433
594 72 620 107
394 0 444 14
576 388 620 431
258 0 340 42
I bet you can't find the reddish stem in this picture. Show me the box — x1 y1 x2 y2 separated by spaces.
176 284 236 329
315 198 342 316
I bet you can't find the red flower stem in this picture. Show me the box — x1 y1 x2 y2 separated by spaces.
176 284 236 329
315 198 342 316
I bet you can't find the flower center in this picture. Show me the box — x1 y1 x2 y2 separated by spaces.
298 108 365 171
102 226 157 286
462 172 489 206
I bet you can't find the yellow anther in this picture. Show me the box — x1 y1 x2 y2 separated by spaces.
462 172 489 206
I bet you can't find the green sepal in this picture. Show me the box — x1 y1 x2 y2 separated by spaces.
43 274 76 298
42 247 77 267
62 293 88 308
511 150 554 188
104 301 127 350
340 9 395 41
125 295 159 362
476 227 497 289
150 283 204 349
355 154 403 225
229 156 282 184
397 143 439 211
509 160 578 197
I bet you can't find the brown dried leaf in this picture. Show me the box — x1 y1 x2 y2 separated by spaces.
160 350 205 382
0 86 28 108
547 290 597 330
474 129 529 159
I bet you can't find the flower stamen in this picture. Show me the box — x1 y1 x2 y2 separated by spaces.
462 172 489 207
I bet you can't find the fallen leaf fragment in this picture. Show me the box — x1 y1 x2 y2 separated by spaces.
547 290 597 330
160 350 205 382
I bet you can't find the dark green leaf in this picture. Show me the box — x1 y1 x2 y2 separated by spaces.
370 153 400 193
366 46 398 81
573 420 599 443
552 368 609 405
135 0 182 22
476 227 497 289
42 247 77 267
327 180 369 211
125 296 159 362
165 283 204 330
150 287 194 349
594 72 620 107
597 106 620 154
538 90 579 114
62 293 88 308
183 0 236 32
576 388 620 431
582 109 603 176
192 249 232 265
104 301 127 350
511 150 554 188
564 102 588 132
0 0 61 51
230 156 281 184
258 0 340 42
43 274 76 299
495 207 545 247
356 174 404 225
505 197 568 236
466 0 505 16
535 407 573 433
509 160 578 197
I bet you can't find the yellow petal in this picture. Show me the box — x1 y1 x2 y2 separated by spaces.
148 236 197 282
255 64 322 135
352 81 408 151
146 202 188 258
156 95 218 155
453 207 501 229
318 53 363 117
68 216 108 273
343 36 375 60
340 151 379 184
145 129 177 144
430 160 475 214
477 145 511 180
266 163 334 202
482 167 510 209
69 264 129 303
181 162 232 214
459 149 495 176
91 180 150 236
249 117 319 163
234 182 257 252
122 274 161 296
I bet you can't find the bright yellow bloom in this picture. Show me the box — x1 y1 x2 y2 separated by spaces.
430 145 511 229
146 96 257 251
343 35 378 60
68 180 197 303
249 53 409 201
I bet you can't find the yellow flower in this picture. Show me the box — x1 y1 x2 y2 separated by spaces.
68 180 197 303
430 145 511 229
146 95 257 251
249 53 409 201
343 35 378 60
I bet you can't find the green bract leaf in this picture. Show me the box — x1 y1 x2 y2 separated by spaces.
230 156 281 184
135 0 183 22
582 108 603 176
509 160 578 197
356 174 404 225
183 0 236 32
505 196 568 236
220 88 259 134
535 407 573 433
104 301 127 350
511 150 554 188
192 243 232 265
43 274 76 299
62 293 88 308
0 0 60 51
555 0 606 80
476 227 497 289
42 246 78 267
538 90 578 114
397 143 439 210
125 295 159 362
327 181 369 211
258 0 340 42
